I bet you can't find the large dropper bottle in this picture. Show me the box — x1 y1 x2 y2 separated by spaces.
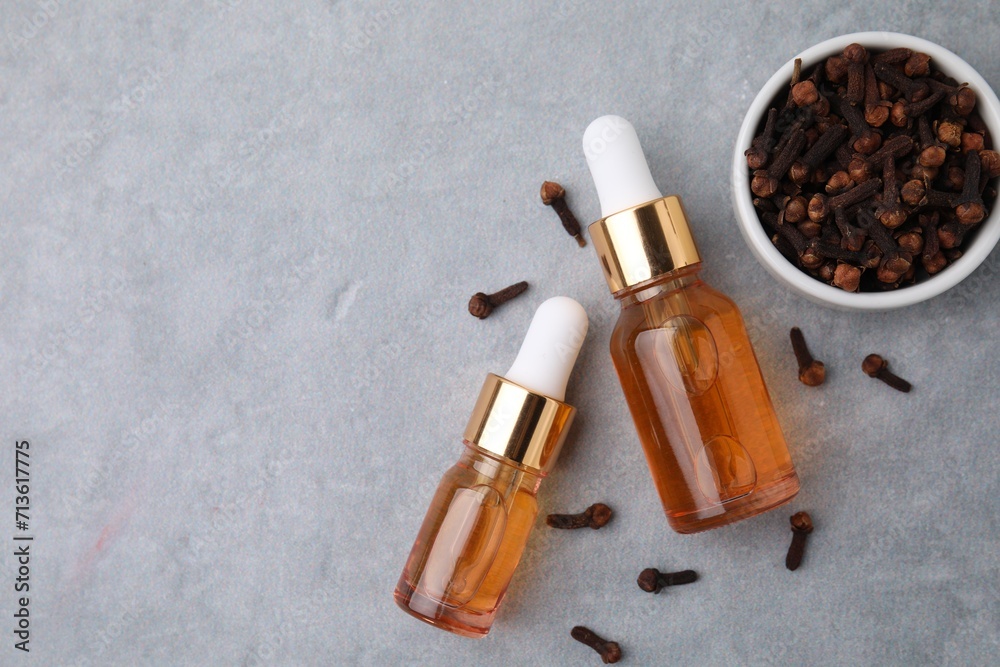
583 115 800 534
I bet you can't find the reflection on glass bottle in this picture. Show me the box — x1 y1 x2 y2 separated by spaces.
617 269 795 532
395 445 541 637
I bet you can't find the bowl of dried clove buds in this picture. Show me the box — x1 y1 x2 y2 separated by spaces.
732 32 1000 310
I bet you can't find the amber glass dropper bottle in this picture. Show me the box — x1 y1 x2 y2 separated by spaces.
583 115 799 534
394 296 588 637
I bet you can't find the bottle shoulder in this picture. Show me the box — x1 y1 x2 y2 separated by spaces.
448 444 544 496
612 281 739 339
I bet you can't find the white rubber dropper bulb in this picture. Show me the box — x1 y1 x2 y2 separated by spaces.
583 115 663 218
504 296 589 402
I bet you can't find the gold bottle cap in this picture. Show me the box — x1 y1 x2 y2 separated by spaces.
588 195 702 294
463 373 576 474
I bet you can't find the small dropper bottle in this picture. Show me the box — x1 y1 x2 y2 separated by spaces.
584 116 799 534
394 297 588 637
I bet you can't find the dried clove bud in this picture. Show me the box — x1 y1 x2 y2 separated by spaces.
541 181 586 247
816 260 837 282
468 281 529 319
784 196 809 223
571 626 622 664
961 132 985 154
847 155 873 184
790 125 848 184
901 179 926 206
798 220 822 239
785 511 814 571
937 120 963 148
843 43 868 105
938 221 968 249
746 108 779 170
944 164 966 192
828 177 881 210
833 206 866 252
791 80 819 107
789 327 825 386
807 193 829 222
873 47 912 65
864 64 889 127
954 150 986 225
546 503 613 530
833 263 862 291
841 100 881 154
862 354 912 393
874 156 907 229
825 55 848 82
636 568 698 593
980 150 1000 178
825 171 854 194
923 251 948 273
896 230 924 255
950 86 976 116
873 60 929 101
904 51 931 77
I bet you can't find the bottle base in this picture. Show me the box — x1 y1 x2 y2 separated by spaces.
393 578 494 639
667 470 800 534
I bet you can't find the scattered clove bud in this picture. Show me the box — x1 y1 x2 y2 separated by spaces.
636 568 698 593
785 511 814 571
862 353 912 393
541 181 586 247
468 281 529 319
571 626 622 664
546 503 613 530
789 327 826 386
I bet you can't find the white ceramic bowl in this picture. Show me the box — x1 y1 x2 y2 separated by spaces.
731 32 1000 310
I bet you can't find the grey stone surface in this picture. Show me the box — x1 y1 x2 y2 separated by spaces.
2 1 999 665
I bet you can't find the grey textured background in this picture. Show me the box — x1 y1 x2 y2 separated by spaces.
2 1 998 665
